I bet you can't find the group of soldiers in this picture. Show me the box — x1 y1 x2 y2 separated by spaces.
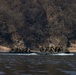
9 46 69 53
9 47 31 53
39 46 65 53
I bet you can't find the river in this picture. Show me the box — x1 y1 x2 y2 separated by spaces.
0 53 76 75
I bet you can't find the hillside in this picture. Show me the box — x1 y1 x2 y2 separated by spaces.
0 0 76 51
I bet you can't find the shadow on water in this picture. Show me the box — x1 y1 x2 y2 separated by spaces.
0 53 76 75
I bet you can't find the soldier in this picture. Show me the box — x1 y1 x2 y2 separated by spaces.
55 46 58 52
60 47 63 52
9 48 14 53
65 48 70 53
49 47 52 52
27 48 31 53
22 48 25 53
49 46 55 52
40 46 44 52
25 47 28 53
57 47 61 52
13 48 17 53
19 48 22 52
45 47 49 52
56 46 63 52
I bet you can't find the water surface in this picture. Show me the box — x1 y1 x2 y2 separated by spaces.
0 53 76 75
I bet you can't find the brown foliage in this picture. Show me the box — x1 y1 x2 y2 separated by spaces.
0 0 76 50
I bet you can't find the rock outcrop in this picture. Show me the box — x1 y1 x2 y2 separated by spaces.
0 0 76 51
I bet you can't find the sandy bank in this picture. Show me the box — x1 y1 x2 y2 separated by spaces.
68 47 76 52
0 46 11 52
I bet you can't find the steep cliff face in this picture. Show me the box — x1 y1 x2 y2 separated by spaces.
0 0 76 50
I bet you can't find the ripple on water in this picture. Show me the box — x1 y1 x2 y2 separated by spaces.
21 74 32 75
68 63 74 67
57 69 76 75
0 54 76 75
63 71 76 75
73 68 76 70
38 70 48 73
0 71 5 75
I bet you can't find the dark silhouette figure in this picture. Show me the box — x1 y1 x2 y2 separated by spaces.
45 47 49 52
40 47 44 52
54 47 58 52
65 48 70 53
25 47 30 53
57 47 61 52
49 46 55 52
60 47 63 52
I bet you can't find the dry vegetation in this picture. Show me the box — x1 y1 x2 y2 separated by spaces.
0 0 76 51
